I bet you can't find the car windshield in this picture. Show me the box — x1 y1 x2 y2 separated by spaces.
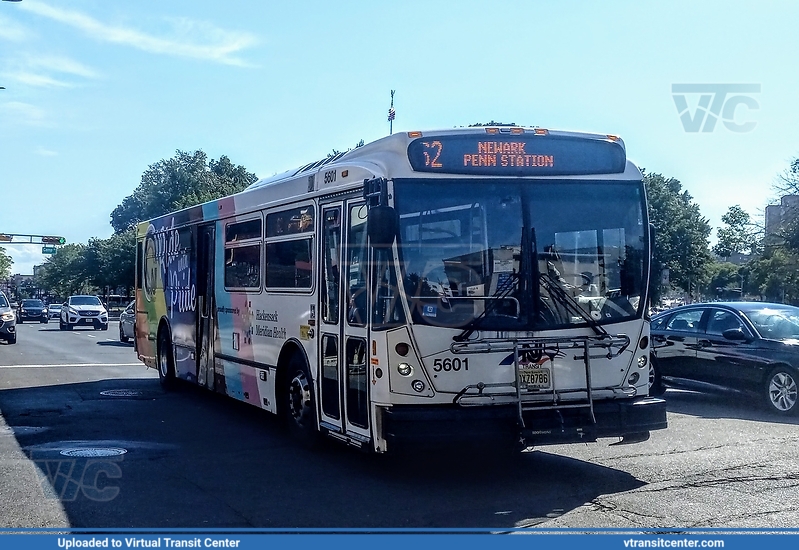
22 300 44 307
49 304 61 309
745 306 799 340
0 295 8 308
70 296 102 306
393 178 647 331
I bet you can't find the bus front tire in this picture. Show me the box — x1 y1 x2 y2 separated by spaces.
648 355 665 397
157 329 178 391
284 355 318 448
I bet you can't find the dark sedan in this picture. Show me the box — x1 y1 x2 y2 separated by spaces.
650 301 799 415
17 299 48 324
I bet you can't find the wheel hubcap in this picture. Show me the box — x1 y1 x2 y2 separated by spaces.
648 363 656 389
288 372 311 425
158 345 169 377
769 372 798 412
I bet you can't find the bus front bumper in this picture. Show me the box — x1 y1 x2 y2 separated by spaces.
382 397 667 450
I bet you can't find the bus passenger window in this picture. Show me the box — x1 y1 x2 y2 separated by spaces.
224 245 261 289
265 239 313 289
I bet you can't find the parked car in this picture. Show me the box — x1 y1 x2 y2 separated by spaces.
0 291 16 344
119 300 135 343
47 303 62 319
17 298 49 324
60 295 109 331
650 301 799 415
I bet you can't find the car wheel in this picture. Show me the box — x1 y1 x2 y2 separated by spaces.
59 318 65 330
7 333 16 344
17 319 22 324
119 323 129 343
157 327 177 390
284 354 319 448
764 366 798 415
648 355 665 397
101 324 108 331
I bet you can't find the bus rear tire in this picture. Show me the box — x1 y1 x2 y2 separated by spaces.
284 354 318 448
157 328 177 391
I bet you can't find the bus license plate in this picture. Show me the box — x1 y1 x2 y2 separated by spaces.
519 367 551 390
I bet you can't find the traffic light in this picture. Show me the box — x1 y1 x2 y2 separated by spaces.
0 234 11 242
41 236 66 245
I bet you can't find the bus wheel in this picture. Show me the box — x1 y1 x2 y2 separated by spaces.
284 355 318 447
157 328 177 391
648 355 665 397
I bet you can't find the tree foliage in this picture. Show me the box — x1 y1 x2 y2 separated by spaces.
110 150 258 233
37 244 90 298
35 150 257 299
644 172 713 301
713 205 760 258
0 247 12 280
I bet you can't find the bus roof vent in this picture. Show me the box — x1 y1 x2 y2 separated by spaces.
292 151 347 177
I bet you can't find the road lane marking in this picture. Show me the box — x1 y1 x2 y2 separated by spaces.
0 363 142 369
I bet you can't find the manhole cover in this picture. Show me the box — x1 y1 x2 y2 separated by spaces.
100 389 142 397
60 448 128 457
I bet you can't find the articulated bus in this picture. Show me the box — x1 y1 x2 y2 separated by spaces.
134 126 667 454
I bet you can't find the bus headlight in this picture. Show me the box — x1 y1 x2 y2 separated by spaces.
628 372 640 385
397 363 413 377
411 380 426 393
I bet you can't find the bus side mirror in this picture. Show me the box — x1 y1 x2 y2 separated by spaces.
367 206 398 248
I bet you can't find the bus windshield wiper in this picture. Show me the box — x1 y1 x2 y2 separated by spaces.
539 272 609 337
452 272 519 342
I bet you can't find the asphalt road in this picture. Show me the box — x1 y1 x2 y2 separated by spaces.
1 321 798 529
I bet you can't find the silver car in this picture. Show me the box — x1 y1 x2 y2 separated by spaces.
119 300 135 343
47 303 62 319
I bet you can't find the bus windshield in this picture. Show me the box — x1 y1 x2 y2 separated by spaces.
393 178 647 331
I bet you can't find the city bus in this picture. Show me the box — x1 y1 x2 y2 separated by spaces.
133 126 667 453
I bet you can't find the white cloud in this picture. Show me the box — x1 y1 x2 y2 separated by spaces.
0 15 29 42
26 55 99 79
4 71 75 88
20 2 258 67
2 55 100 88
0 101 48 126
35 147 58 157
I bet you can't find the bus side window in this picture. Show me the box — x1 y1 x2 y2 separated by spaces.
347 205 368 326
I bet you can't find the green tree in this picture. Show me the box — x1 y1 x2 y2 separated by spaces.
746 249 799 304
38 244 90 297
701 261 743 300
713 205 761 258
110 150 258 233
644 172 713 302
84 230 136 297
0 247 12 280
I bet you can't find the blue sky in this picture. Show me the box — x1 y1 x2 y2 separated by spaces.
1 0 798 275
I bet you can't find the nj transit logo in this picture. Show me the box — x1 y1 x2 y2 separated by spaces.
672 84 760 133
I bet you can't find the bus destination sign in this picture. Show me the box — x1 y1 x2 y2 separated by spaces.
407 134 626 176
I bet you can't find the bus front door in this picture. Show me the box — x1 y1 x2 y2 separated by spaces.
197 224 216 391
318 201 371 445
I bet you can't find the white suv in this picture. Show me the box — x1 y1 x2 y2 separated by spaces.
60 295 109 331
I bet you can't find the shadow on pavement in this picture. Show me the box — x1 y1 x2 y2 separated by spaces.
0 378 645 529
